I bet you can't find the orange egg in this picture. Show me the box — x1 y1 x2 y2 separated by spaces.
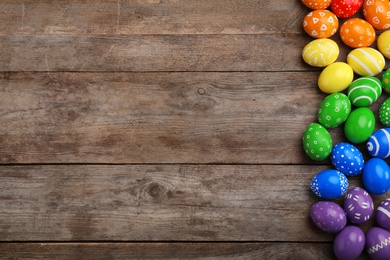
363 0 390 30
302 0 332 10
303 10 339 38
340 18 376 48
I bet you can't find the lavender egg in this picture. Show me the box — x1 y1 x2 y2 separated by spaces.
377 198 390 231
334 226 365 260
331 142 364 176
310 201 347 233
343 187 374 225
366 227 390 259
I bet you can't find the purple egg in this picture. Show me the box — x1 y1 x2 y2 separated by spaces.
343 187 374 225
366 227 390 259
334 226 365 260
310 201 347 233
377 198 390 231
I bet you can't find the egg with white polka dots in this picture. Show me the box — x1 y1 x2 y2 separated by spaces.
311 169 349 200
379 98 390 126
331 142 364 176
318 93 351 128
343 187 374 225
303 123 332 161
367 128 390 159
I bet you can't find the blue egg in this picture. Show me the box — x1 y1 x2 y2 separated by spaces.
331 142 364 176
367 128 390 158
362 158 390 195
311 169 349 200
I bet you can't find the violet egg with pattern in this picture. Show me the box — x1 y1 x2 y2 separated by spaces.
376 198 390 232
310 201 347 233
365 227 390 260
343 187 374 225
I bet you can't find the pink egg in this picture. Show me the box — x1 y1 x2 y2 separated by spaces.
366 227 390 259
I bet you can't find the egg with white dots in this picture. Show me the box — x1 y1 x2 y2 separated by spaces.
331 142 364 176
343 187 374 225
311 169 349 200
367 128 390 159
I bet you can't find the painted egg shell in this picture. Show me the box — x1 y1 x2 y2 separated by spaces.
347 76 382 107
344 107 375 144
362 158 390 195
378 31 390 59
366 227 390 259
303 10 339 39
334 226 365 260
382 69 390 94
302 39 339 67
347 47 385 76
363 0 390 30
331 0 363 18
318 93 351 128
311 169 349 200
380 98 390 126
303 123 332 161
302 0 332 10
377 198 390 231
344 187 374 225
331 142 364 176
367 128 390 158
340 18 376 48
310 201 346 233
318 62 354 93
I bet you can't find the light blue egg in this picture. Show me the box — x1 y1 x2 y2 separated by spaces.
367 128 390 158
311 169 349 200
331 142 364 176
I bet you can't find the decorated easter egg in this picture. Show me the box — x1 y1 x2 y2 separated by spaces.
367 128 390 158
376 198 390 231
302 0 332 10
344 187 374 225
363 0 390 30
318 62 354 93
318 93 351 128
347 76 382 107
310 201 347 233
331 142 364 176
382 69 390 94
303 123 332 161
311 169 349 200
366 227 390 259
331 0 363 18
340 18 376 48
362 158 390 195
344 107 375 144
347 47 385 76
302 39 339 67
334 226 365 260
380 98 390 126
378 31 390 59
303 10 339 38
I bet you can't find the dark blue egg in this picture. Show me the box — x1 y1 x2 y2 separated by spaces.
362 158 390 195
331 142 364 176
311 169 349 200
367 128 390 158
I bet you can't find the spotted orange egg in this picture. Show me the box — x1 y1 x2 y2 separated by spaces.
302 0 332 10
303 10 339 38
340 18 376 48
363 0 390 30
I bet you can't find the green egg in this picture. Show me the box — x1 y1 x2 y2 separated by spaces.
380 98 390 127
318 93 351 128
344 107 375 144
303 123 332 161
382 69 390 94
347 76 382 107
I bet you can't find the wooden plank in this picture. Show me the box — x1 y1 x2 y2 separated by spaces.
0 242 341 260
0 34 335 72
0 71 349 164
0 0 305 35
0 165 387 242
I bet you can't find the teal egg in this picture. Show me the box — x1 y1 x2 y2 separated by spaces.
318 93 351 128
347 76 382 107
344 107 375 144
303 123 332 161
380 98 390 127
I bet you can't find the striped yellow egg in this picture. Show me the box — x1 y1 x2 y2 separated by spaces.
302 39 339 67
347 47 385 76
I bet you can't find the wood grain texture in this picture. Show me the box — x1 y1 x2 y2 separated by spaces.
0 165 387 242
0 0 305 35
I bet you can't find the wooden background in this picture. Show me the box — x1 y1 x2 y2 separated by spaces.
0 0 389 259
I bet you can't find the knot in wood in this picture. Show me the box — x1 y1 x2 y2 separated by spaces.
145 182 168 201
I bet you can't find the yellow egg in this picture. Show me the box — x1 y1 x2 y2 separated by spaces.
302 39 339 67
347 47 385 76
378 31 390 59
318 62 354 93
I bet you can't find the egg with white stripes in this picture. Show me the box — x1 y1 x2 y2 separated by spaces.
376 198 390 231
343 187 374 225
366 128 390 159
347 47 385 76
347 76 382 107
